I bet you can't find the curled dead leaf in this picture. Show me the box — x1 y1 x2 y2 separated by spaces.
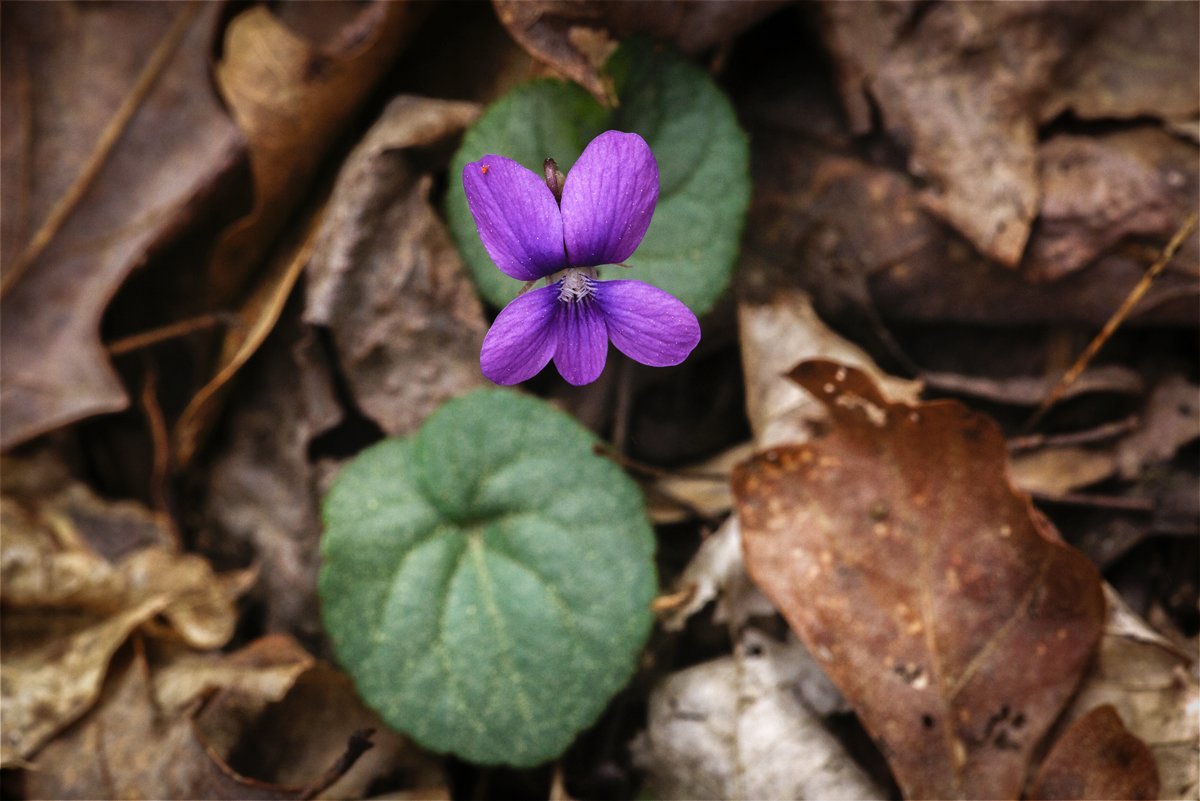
23 636 314 799
493 0 786 103
733 360 1105 799
24 635 444 801
1031 704 1159 801
174 0 416 466
201 316 340 644
304 94 488 436
0 454 248 766
207 0 414 301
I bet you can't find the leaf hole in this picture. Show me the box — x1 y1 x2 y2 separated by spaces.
921 714 934 730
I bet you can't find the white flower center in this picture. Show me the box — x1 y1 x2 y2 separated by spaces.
556 268 596 303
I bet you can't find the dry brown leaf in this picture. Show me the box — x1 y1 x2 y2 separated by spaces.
206 0 414 301
173 202 324 466
0 452 177 560
733 360 1105 800
740 130 1199 328
0 2 241 448
1030 704 1159 801
1009 446 1119 497
737 10 1199 328
24 636 314 800
646 442 751 525
821 2 1090 266
995 373 1199 498
921 366 1143 408
203 96 489 640
1060 588 1199 801
1 600 168 768
1024 130 1189 282
492 0 785 103
0 455 247 766
26 636 443 801
1043 1 1199 123
304 95 488 436
819 3 1198 273
869 232 1199 327
202 316 340 643
119 547 250 650
738 290 921 449
173 1 415 466
210 664 444 799
1117 375 1200 480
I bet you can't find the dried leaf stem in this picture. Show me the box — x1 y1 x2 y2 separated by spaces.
1026 214 1197 430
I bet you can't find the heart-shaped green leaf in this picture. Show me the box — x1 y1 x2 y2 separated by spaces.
319 389 657 766
447 39 750 316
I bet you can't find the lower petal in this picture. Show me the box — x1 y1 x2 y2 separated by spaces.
594 280 701 367
553 300 608 386
480 285 560 384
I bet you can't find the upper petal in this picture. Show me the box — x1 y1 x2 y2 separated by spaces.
594 280 700 367
463 155 566 280
480 284 560 384
561 131 658 267
552 298 608 386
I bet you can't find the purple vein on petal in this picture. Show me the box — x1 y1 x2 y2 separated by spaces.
561 131 659 267
595 280 700 367
480 284 561 384
463 155 566 281
553 298 608 386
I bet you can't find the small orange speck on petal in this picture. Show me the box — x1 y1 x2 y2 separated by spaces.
481 164 489 174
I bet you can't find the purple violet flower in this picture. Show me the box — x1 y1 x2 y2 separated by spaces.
463 130 701 386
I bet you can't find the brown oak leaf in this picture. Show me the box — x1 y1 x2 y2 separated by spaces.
733 360 1105 800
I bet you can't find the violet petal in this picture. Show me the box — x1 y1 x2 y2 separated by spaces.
552 298 608 386
463 155 566 280
594 280 700 367
480 285 560 384
561 131 658 267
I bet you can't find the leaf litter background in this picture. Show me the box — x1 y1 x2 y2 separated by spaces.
1 1 1197 799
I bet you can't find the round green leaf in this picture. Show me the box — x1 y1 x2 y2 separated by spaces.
319 389 657 767
447 39 750 315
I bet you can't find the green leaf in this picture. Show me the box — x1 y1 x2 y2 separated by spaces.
319 389 657 767
447 39 750 316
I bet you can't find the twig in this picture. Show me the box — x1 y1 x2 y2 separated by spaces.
106 312 230 356
1028 490 1154 514
138 360 173 520
1025 214 1197 431
1 2 201 297
592 442 729 482
611 359 635 454
1008 416 1140 453
297 728 375 801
